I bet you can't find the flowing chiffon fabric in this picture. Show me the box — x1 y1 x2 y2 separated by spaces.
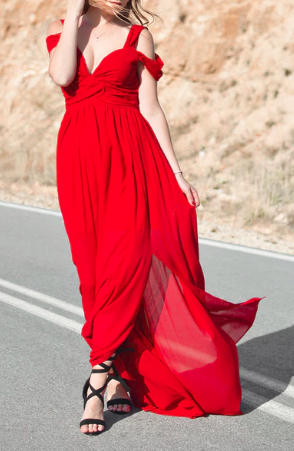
46 22 265 419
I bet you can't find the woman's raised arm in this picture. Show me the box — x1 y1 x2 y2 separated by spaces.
47 0 85 87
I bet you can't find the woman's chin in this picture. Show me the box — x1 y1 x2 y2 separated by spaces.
106 1 123 11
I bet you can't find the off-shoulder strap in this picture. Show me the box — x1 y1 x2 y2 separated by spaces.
124 24 145 48
137 51 164 81
46 19 64 53
125 24 164 80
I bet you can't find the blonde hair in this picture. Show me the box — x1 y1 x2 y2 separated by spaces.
83 0 162 26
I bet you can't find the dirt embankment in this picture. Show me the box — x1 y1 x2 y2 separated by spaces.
1 0 293 254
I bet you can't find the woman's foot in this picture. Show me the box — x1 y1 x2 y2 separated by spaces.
80 374 106 434
80 355 115 435
106 368 131 413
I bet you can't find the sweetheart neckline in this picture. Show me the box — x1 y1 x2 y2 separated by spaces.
79 24 135 76
48 23 135 77
78 47 130 76
46 24 163 80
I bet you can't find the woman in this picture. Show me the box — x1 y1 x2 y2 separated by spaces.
46 0 265 437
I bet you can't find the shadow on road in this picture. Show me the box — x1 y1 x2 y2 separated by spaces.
238 325 294 413
102 405 141 430
103 326 294 427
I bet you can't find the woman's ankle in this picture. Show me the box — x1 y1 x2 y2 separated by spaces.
91 352 116 371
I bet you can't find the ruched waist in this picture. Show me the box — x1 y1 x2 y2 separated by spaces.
65 81 140 111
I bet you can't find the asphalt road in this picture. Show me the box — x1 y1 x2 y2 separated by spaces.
0 200 293 451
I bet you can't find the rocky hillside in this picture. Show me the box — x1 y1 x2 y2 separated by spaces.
0 0 293 244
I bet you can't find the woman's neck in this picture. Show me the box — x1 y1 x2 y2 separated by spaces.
84 5 117 27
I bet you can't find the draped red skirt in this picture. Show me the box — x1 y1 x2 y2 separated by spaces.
46 22 265 419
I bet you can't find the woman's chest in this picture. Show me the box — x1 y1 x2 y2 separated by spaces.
72 46 140 88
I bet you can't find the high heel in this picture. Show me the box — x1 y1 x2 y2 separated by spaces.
80 345 134 434
80 356 116 436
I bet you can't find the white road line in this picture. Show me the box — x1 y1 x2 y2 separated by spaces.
0 200 61 217
0 277 83 317
1 286 294 424
0 291 82 333
240 368 294 399
242 389 294 424
198 237 294 262
1 200 294 262
0 278 293 399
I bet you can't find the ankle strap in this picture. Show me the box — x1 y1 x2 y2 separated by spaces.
86 380 108 407
91 346 135 374
91 362 112 373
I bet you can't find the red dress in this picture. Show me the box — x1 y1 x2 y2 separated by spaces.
46 21 265 419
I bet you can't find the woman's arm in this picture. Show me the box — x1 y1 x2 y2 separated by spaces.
47 0 85 87
137 29 200 208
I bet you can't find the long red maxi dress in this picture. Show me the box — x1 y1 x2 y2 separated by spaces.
46 21 265 419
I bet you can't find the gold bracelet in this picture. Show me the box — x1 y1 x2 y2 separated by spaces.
174 170 183 175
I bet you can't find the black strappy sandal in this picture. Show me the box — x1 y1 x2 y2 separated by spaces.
80 345 134 434
80 356 116 436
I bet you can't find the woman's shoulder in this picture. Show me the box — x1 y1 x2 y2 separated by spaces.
47 19 64 37
136 26 155 59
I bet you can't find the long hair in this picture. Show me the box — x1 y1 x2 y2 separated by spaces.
82 0 162 26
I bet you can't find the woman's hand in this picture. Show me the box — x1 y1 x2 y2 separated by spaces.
175 173 200 208
67 0 85 18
